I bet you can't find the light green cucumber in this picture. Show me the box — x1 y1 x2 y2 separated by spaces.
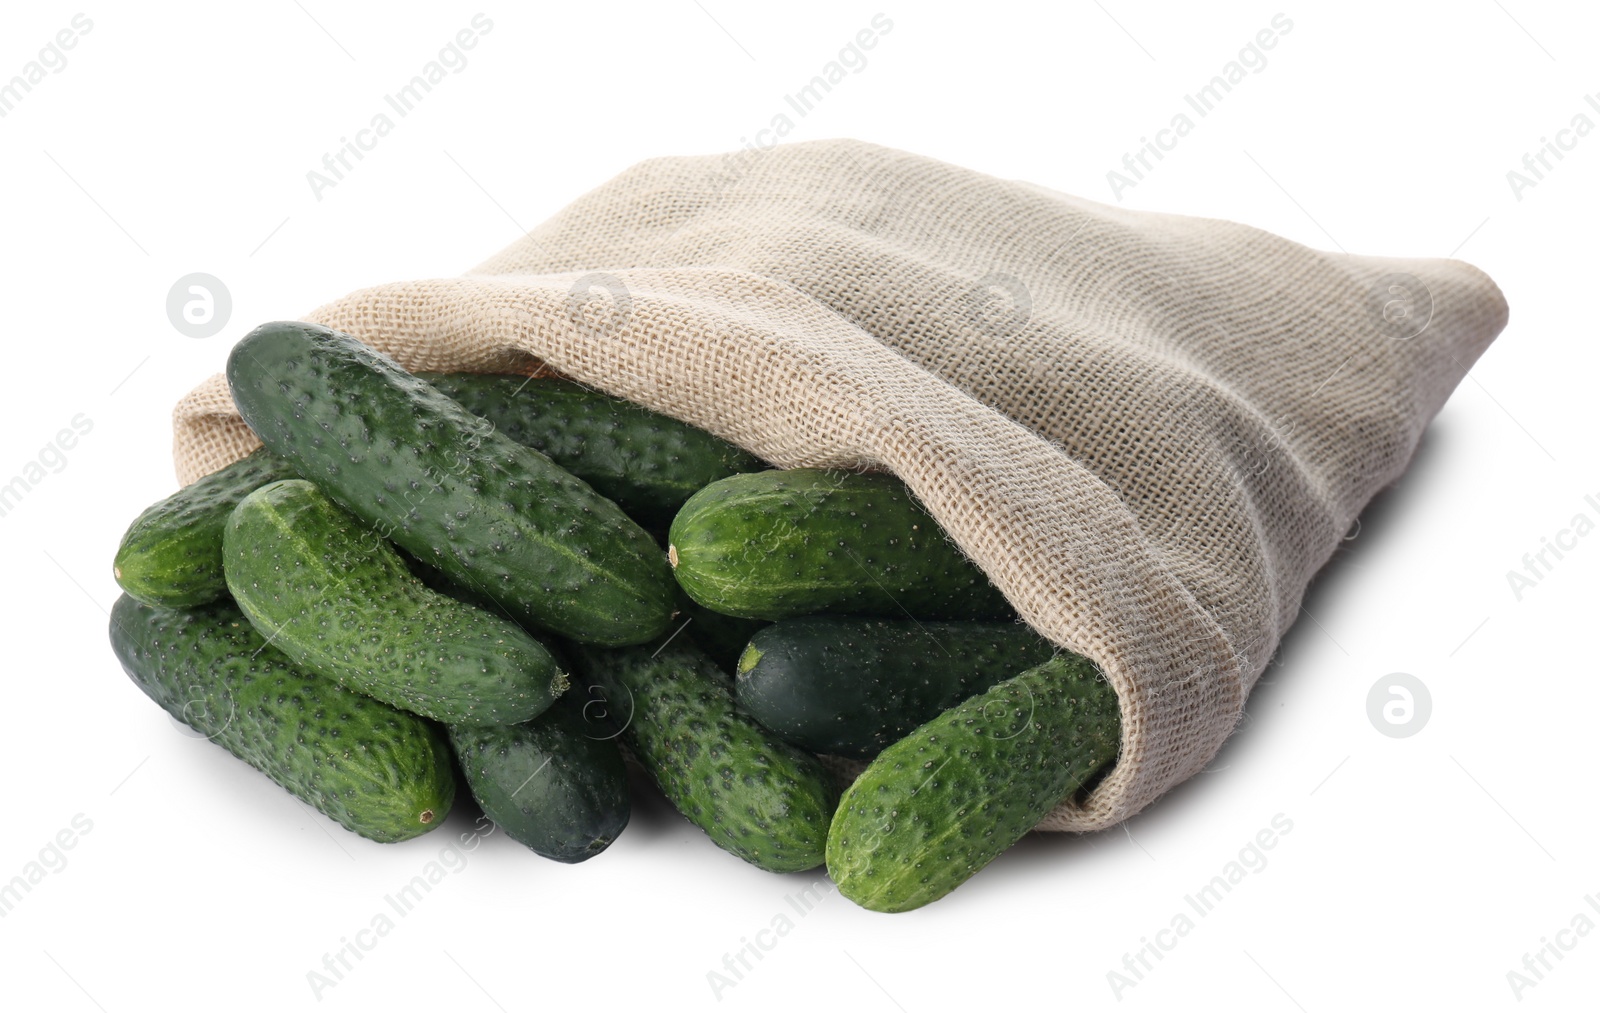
224 478 566 725
827 654 1121 912
226 322 676 647
668 469 1012 621
113 449 298 608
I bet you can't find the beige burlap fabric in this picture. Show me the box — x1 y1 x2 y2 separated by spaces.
172 139 1507 833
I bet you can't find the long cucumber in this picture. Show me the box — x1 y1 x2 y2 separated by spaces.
226 322 676 646
109 594 456 843
418 372 762 530
224 479 567 726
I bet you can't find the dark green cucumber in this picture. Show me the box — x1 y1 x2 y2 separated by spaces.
570 640 836 873
827 654 1121 912
736 618 1057 759
418 373 763 530
113 449 298 608
224 479 566 725
226 322 676 646
109 594 455 843
449 700 630 863
668 469 1013 621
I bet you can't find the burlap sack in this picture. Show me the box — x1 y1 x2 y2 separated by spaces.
172 139 1507 833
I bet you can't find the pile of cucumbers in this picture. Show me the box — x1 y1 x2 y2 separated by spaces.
109 321 1122 912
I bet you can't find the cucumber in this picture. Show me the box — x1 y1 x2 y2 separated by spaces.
114 371 755 610
113 449 298 608
449 700 631 863
109 594 455 843
418 373 763 530
226 322 676 647
735 617 1056 759
827 654 1121 912
224 479 566 726
668 469 1012 621
570 640 836 873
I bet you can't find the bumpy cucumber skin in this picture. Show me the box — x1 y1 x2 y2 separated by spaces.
109 594 455 843
114 370 755 610
225 322 676 647
224 479 566 726
571 641 837 873
449 700 631 863
668 469 1013 622
114 449 298 608
418 373 763 531
827 654 1120 912
736 618 1057 759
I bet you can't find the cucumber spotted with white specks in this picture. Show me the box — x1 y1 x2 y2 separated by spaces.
224 478 566 725
109 594 455 843
115 371 760 611
827 653 1121 912
225 321 676 647
113 448 299 608
735 617 1057 759
570 639 837 873
668 469 1013 621
418 372 763 530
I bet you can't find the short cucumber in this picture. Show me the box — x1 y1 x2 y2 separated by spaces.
668 469 1012 621
226 322 676 647
113 449 298 608
735 617 1056 759
109 594 455 843
418 373 763 530
570 640 836 873
224 479 567 725
450 700 630 863
827 654 1121 912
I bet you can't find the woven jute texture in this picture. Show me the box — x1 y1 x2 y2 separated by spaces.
172 139 1507 833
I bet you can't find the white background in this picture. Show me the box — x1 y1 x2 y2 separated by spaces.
1 1 1594 1009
